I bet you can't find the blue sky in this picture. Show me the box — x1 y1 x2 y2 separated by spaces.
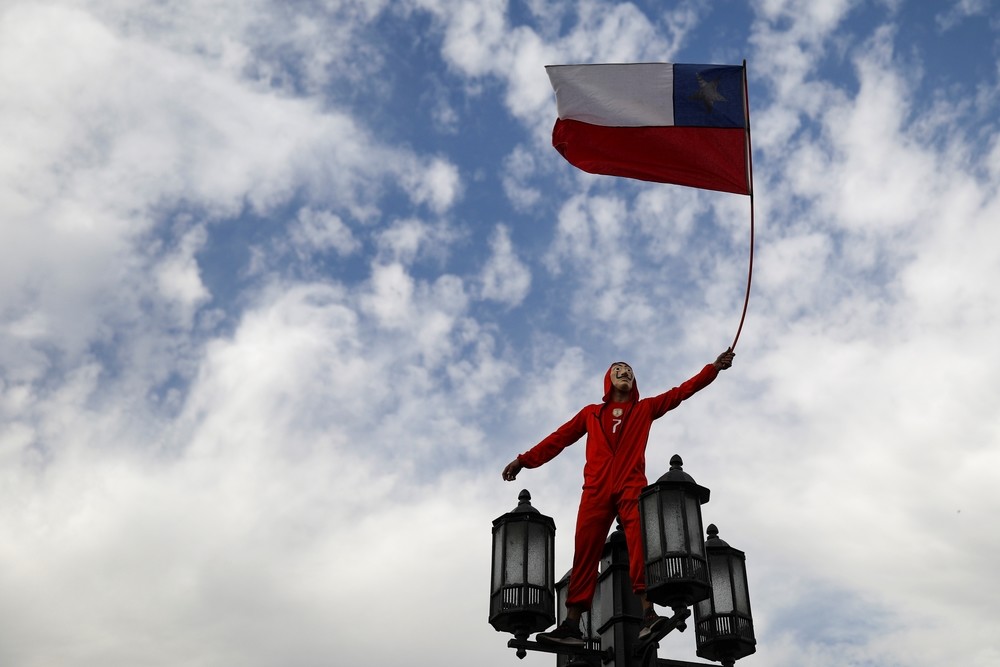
1 1 999 666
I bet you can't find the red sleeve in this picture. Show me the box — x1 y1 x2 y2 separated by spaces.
517 406 592 469
646 364 719 420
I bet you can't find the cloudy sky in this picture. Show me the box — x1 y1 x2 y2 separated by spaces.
1 1 998 666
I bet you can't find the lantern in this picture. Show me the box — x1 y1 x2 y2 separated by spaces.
489 489 556 640
638 454 711 610
694 524 756 665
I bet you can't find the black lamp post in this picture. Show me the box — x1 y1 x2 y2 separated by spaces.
595 523 645 664
638 455 712 612
555 570 600 667
694 524 756 666
492 458 756 667
490 489 557 651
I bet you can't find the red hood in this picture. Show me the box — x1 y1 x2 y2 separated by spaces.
603 362 640 403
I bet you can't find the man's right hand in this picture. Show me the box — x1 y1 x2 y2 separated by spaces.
502 458 523 481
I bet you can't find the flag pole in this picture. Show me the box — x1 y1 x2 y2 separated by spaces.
731 60 754 351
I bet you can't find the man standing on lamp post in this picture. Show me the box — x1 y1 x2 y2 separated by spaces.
502 349 735 646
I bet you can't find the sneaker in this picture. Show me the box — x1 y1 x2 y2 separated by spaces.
637 609 669 641
536 618 585 647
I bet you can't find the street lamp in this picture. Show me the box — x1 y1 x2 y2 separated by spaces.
491 459 757 667
694 524 756 666
638 454 712 612
490 489 557 649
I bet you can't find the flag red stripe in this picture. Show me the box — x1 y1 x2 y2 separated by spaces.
552 119 750 195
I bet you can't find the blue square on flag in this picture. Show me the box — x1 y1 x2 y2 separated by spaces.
673 64 745 128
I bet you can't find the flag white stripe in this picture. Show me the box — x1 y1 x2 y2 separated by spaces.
545 63 675 127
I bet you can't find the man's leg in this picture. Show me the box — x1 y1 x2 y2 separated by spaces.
617 492 646 598
565 491 617 610
618 491 669 640
537 491 615 646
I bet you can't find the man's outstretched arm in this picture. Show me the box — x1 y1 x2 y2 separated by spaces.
500 407 591 481
646 348 735 419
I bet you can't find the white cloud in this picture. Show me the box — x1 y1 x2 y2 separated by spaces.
756 0 858 37
545 193 659 330
514 345 590 426
289 207 360 257
414 0 700 131
501 145 543 211
375 217 458 265
479 225 532 307
558 1 662 63
398 155 464 214
811 28 937 232
0 1 470 383
362 262 417 329
155 225 211 324
431 94 461 133
936 0 991 30
82 0 392 94
632 186 709 258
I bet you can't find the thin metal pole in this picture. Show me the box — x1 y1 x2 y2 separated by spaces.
731 60 754 351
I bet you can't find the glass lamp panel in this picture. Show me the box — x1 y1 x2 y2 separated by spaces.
662 490 685 552
556 572 569 623
504 520 526 583
578 609 590 641
492 527 504 592
613 570 628 617
598 574 614 631
591 578 605 633
709 553 734 613
685 496 705 556
642 495 662 559
547 534 555 587
733 559 750 614
695 596 712 618
526 522 547 586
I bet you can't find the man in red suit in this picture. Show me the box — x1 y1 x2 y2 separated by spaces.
502 349 735 645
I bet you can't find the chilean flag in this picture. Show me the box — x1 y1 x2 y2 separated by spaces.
546 63 751 195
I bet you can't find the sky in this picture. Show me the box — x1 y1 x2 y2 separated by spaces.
1 1 998 666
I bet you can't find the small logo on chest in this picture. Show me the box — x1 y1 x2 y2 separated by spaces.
612 408 623 417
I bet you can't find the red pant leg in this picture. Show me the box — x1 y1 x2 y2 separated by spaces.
565 491 617 609
617 490 646 595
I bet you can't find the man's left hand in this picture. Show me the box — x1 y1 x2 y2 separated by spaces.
714 348 735 370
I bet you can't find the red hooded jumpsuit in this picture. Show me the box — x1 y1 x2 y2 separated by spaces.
517 362 719 609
